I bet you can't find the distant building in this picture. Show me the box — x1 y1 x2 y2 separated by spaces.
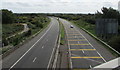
118 1 120 12
96 19 118 38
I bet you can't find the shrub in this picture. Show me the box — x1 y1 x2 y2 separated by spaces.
108 36 120 52
2 38 8 46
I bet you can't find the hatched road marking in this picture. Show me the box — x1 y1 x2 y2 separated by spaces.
70 49 96 51
69 44 90 45
68 40 86 41
71 57 102 59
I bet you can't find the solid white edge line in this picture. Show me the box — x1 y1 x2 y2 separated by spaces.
52 34 61 68
9 20 53 70
52 19 61 68
97 52 107 62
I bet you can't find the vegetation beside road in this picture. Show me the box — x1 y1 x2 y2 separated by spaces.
71 20 96 35
3 24 24 38
1 9 50 54
58 19 65 45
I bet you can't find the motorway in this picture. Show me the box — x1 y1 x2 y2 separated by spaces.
59 18 116 69
1 17 117 70
2 17 59 69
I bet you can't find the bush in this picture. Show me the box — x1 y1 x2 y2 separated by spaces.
108 36 120 52
23 29 31 37
2 9 15 24
2 38 8 46
12 35 22 46
37 23 43 28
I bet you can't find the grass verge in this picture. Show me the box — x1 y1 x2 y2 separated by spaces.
59 20 65 45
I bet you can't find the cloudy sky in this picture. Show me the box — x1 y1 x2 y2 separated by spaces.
1 0 120 13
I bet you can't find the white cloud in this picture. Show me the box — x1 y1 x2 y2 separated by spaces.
1 0 120 13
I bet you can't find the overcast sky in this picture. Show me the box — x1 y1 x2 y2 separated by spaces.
1 0 120 13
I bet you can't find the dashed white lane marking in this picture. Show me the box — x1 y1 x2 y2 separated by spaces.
82 50 85 53
33 57 37 62
42 46 44 49
90 65 92 68
77 41 85 53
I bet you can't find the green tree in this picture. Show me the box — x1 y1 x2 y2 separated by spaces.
96 7 119 19
2 9 15 24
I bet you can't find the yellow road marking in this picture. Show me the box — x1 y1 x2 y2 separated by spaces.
67 34 80 35
73 69 89 70
70 49 96 51
71 57 102 58
69 44 90 45
68 40 86 41
67 37 83 38
67 32 79 34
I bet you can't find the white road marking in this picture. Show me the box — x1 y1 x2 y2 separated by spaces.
65 30 73 69
53 34 61 68
97 51 107 62
75 36 76 38
33 57 37 62
9 21 53 70
90 65 92 69
62 19 107 69
82 50 84 53
71 53 103 63
42 46 44 49
47 20 59 69
74 28 107 63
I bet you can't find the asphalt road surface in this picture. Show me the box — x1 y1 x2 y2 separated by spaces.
2 17 59 69
59 18 116 69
